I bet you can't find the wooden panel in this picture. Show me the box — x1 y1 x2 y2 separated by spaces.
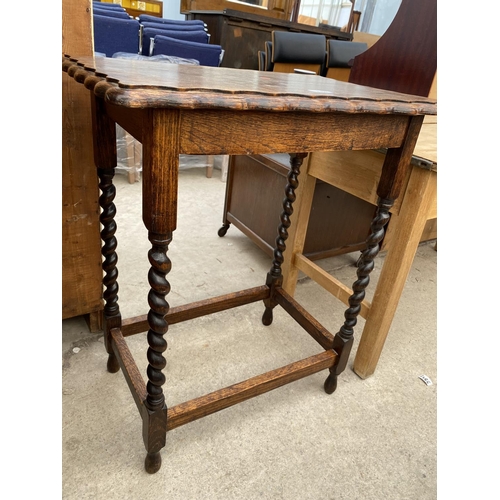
179 111 409 155
62 0 103 324
308 150 391 209
349 0 437 97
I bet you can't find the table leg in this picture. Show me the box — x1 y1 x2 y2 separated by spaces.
353 166 435 378
281 155 316 296
140 109 181 473
92 95 121 374
324 197 393 393
262 152 308 325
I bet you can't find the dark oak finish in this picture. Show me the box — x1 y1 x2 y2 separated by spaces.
62 55 435 473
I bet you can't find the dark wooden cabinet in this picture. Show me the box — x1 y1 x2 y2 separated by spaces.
221 154 375 259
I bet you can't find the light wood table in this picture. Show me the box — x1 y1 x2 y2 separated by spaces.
62 54 436 473
282 116 437 379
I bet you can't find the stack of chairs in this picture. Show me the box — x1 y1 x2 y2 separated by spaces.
91 2 223 67
140 21 210 57
137 15 223 67
257 31 367 81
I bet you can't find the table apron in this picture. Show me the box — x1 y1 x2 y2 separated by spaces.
178 111 411 155
105 103 412 156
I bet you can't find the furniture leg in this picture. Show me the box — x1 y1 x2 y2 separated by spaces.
84 310 103 333
281 155 316 296
91 95 121 374
206 154 214 178
218 156 234 237
220 155 229 182
139 109 181 473
325 197 392 393
142 230 170 474
353 166 435 378
262 153 307 325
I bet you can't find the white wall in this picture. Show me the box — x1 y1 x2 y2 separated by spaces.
162 0 184 20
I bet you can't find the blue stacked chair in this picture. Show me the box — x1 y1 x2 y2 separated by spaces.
138 14 206 28
152 35 223 67
142 26 209 56
93 14 141 57
140 21 207 32
93 7 131 19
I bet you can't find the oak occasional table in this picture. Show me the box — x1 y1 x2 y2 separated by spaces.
62 54 436 474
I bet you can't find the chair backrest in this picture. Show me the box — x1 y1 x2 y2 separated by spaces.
93 7 131 19
152 35 223 67
93 14 141 57
138 14 206 28
271 31 326 75
258 41 274 71
325 40 367 81
142 27 209 56
140 21 207 32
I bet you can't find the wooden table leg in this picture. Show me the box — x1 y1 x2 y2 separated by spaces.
262 153 308 325
281 154 316 296
91 95 121 374
353 165 435 378
140 109 181 473
325 196 393 392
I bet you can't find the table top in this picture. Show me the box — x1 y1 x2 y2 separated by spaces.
63 55 437 116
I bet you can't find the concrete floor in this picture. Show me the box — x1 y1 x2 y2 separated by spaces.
62 159 437 499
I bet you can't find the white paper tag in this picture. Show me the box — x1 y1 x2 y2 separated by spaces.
419 374 433 386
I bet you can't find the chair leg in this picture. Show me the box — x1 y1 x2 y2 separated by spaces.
206 155 214 178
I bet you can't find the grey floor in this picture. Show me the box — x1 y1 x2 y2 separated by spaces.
62 159 437 499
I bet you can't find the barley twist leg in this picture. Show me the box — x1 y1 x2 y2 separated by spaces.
325 198 393 393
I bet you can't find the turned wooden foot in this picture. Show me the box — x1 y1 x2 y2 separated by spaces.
145 451 162 474
262 307 273 326
324 371 338 394
106 353 120 373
